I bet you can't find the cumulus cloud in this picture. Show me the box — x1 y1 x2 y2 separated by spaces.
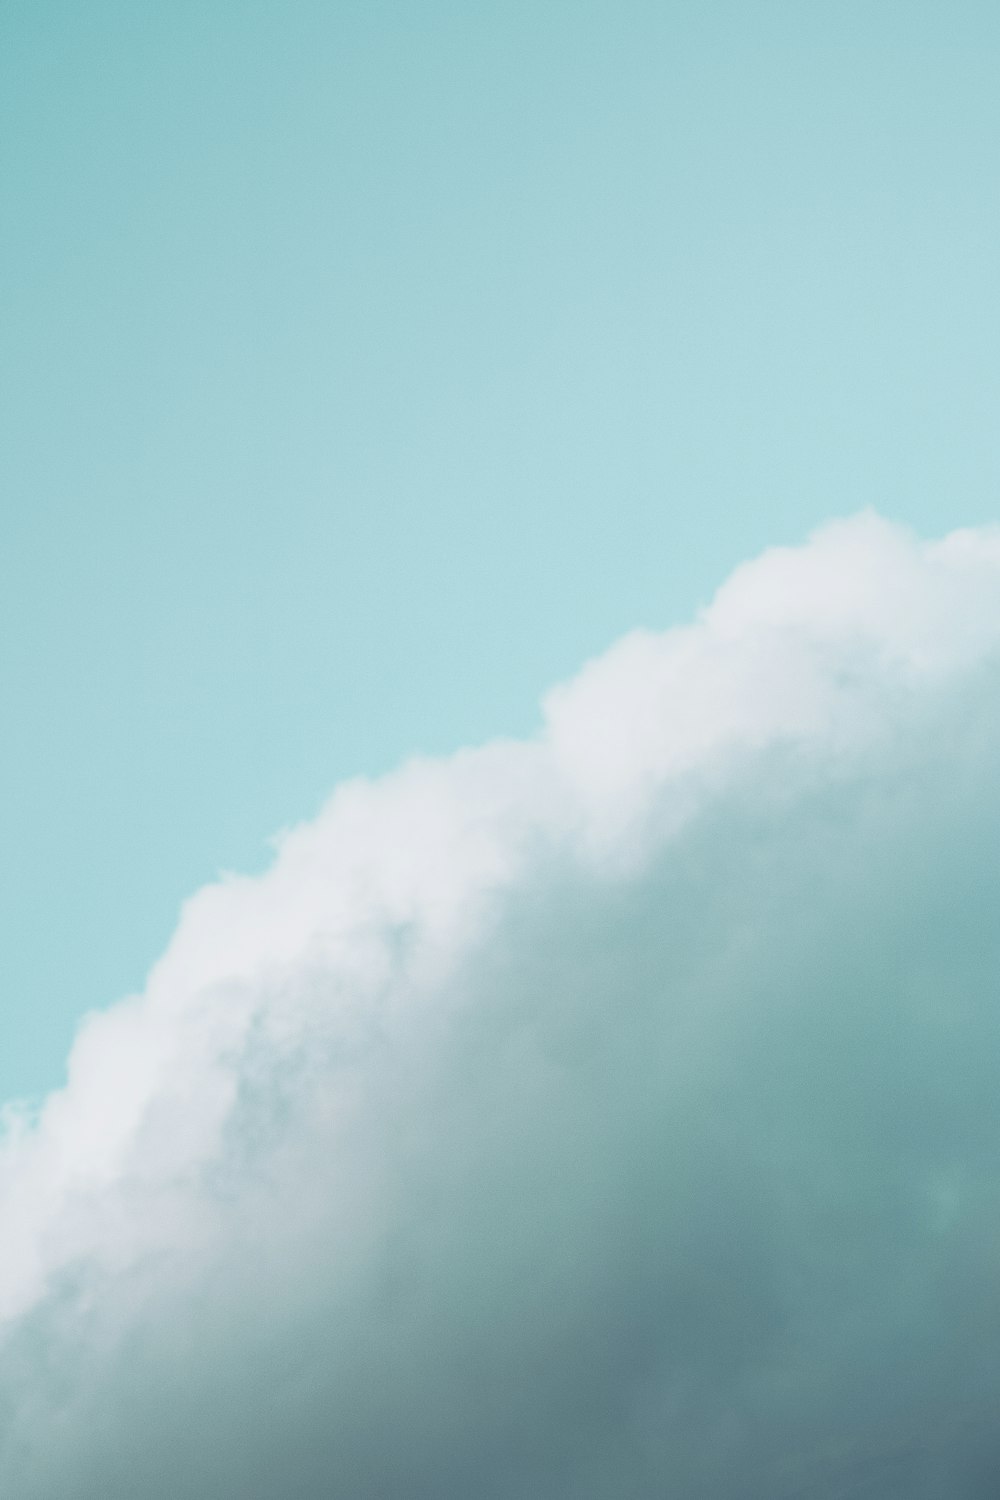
4 512 1000 1497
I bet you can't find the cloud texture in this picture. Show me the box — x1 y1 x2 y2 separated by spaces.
4 513 1000 1497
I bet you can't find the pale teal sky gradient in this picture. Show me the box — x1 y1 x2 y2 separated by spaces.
3 0 1000 1102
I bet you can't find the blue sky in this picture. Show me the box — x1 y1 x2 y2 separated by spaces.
6 8 1000 1492
3 0 1000 1104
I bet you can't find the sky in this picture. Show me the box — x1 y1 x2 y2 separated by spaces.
4 0 1000 1102
4 3 1000 1495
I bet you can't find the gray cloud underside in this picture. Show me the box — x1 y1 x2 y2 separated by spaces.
3 518 1000 1498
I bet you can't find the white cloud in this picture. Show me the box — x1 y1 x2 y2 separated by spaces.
3 513 1000 1497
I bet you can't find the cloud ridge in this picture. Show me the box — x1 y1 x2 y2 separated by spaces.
4 512 1000 1497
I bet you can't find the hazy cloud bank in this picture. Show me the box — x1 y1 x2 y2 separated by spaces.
4 513 1000 1497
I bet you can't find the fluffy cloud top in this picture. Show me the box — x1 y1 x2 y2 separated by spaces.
4 513 1000 1497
